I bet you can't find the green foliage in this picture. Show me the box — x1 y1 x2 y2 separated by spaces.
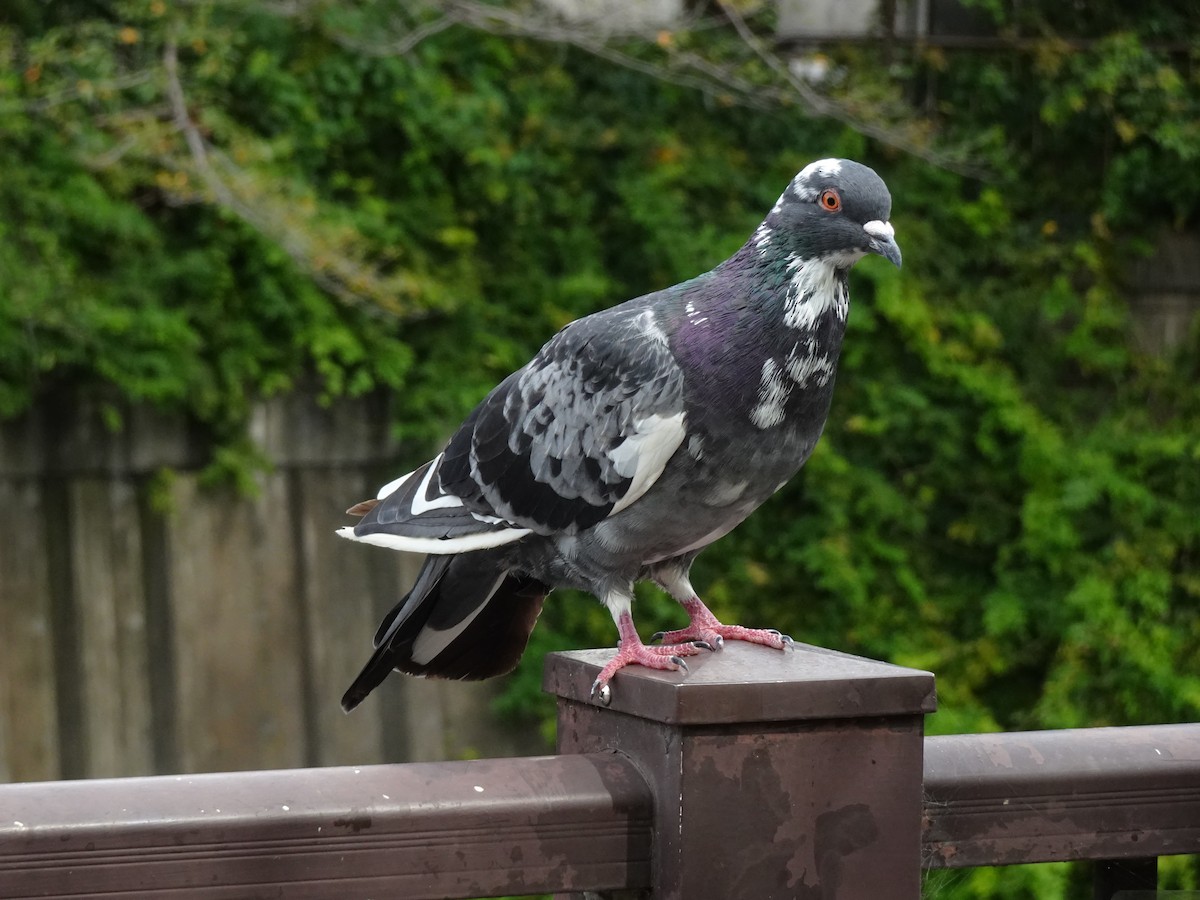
3 4 1198 896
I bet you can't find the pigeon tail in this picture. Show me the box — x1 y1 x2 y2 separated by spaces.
341 551 549 712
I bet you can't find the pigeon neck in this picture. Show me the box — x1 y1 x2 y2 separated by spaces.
719 234 852 329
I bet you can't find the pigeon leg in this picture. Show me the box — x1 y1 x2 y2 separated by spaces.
654 573 793 651
592 595 707 698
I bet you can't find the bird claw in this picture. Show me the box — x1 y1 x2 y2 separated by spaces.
652 632 718 654
590 635 696 704
659 620 791 652
590 679 613 706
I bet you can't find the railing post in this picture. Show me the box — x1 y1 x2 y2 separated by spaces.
545 642 936 900
1093 858 1157 900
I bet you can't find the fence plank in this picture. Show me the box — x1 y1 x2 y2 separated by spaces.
293 468 389 766
0 389 556 782
252 393 398 467
0 480 60 782
69 479 154 777
165 474 306 773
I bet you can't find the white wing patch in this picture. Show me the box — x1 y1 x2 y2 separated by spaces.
375 466 419 500
345 451 527 554
336 525 530 555
408 454 465 515
634 309 669 346
608 411 687 515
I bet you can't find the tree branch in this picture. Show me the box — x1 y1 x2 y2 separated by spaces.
163 40 413 316
302 0 987 178
712 0 986 177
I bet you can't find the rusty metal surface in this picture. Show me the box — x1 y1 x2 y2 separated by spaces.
0 753 651 899
923 723 1200 869
544 642 937 725
555 645 933 900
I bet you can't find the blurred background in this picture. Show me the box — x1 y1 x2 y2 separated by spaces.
1 1 1198 895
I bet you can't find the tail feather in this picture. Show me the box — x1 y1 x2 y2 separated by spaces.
341 552 549 712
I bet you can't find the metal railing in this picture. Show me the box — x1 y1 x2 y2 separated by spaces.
924 724 1200 898
2 644 1198 899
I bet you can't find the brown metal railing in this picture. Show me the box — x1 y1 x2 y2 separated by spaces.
2 644 1197 899
1 753 652 898
924 724 1200 899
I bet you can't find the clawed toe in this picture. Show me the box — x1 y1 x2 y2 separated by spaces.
591 635 698 703
593 604 793 706
660 619 792 652
590 679 613 705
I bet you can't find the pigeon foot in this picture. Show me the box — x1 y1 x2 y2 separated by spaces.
590 636 705 700
654 596 793 652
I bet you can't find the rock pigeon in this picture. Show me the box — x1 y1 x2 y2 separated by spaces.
338 158 901 711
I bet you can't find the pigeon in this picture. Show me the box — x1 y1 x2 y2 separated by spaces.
338 158 901 711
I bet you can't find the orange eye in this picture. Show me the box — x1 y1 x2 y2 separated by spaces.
819 189 841 212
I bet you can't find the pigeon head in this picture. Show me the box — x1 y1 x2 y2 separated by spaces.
759 158 901 269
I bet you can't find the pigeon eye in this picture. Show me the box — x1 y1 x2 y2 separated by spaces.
819 189 841 212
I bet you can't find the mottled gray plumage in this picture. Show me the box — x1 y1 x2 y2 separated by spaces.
338 158 901 711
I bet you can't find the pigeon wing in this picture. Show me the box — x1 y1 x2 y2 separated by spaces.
439 307 687 535
338 453 533 555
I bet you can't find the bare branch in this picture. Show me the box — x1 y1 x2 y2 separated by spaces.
162 40 414 317
0 70 155 114
325 0 986 177
325 13 456 56
713 0 986 177
443 1 769 104
81 134 142 170
163 41 238 209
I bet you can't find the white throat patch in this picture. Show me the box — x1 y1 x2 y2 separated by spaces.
782 254 849 330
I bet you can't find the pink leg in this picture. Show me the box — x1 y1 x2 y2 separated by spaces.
654 595 793 651
591 608 707 699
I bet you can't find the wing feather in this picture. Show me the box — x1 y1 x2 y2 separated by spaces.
345 303 688 549
439 304 687 534
340 454 530 554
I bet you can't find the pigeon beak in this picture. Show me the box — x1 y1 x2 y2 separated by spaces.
864 220 902 268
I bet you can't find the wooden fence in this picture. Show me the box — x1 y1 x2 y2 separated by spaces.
2 644 1197 899
0 389 543 785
